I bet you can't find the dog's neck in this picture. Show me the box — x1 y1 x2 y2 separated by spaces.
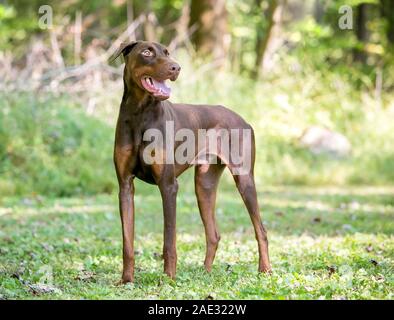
122 78 161 113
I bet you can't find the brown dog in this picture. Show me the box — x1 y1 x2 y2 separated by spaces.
113 41 271 283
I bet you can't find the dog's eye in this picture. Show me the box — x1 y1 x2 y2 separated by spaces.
142 49 153 57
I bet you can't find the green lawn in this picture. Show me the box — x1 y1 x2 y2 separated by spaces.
0 175 393 299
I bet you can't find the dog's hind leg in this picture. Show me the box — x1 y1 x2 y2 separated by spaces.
195 163 225 272
232 172 271 273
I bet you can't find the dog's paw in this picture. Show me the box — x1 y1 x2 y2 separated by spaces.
204 264 213 273
258 266 272 274
117 273 134 285
116 279 133 286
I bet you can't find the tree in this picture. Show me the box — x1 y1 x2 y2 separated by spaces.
313 0 324 23
143 0 156 42
354 3 369 63
189 0 229 62
254 0 284 78
381 0 394 45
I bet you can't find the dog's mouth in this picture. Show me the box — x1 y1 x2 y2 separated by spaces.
141 76 171 100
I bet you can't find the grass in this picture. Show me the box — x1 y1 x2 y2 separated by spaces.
1 48 393 300
0 174 393 300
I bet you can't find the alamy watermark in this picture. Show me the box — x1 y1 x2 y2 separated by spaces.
38 5 53 29
142 121 252 175
338 5 353 30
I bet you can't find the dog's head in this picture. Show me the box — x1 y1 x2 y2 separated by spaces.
113 41 180 100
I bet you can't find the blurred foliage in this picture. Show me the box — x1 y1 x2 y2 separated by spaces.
1 0 392 67
0 0 394 198
0 93 116 197
1 51 393 198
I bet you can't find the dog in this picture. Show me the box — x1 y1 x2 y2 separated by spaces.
112 41 271 283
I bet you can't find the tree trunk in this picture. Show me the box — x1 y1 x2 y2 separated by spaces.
143 0 156 42
126 0 136 41
313 0 324 23
254 0 283 78
381 0 394 45
189 0 229 62
168 3 191 52
354 4 369 63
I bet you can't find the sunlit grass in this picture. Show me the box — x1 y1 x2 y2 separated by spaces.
1 182 393 299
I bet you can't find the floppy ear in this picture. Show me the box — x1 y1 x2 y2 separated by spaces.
110 41 139 62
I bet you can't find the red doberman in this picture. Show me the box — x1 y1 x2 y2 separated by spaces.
112 41 271 283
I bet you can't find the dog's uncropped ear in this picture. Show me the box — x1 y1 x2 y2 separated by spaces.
110 41 140 62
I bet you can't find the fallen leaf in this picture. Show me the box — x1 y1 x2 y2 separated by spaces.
342 224 355 232
370 259 379 266
365 245 373 252
29 252 38 259
374 275 385 282
75 270 95 282
28 283 61 295
327 265 336 276
153 252 162 260
304 286 313 292
11 272 22 281
21 198 34 206
41 243 54 252
2 237 13 244
349 201 360 210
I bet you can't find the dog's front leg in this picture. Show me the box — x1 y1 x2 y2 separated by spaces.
118 177 135 283
157 168 178 279
114 144 136 284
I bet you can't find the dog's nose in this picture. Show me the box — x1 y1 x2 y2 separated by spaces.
170 63 181 73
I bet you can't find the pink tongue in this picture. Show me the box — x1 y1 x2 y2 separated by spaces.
152 78 171 96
